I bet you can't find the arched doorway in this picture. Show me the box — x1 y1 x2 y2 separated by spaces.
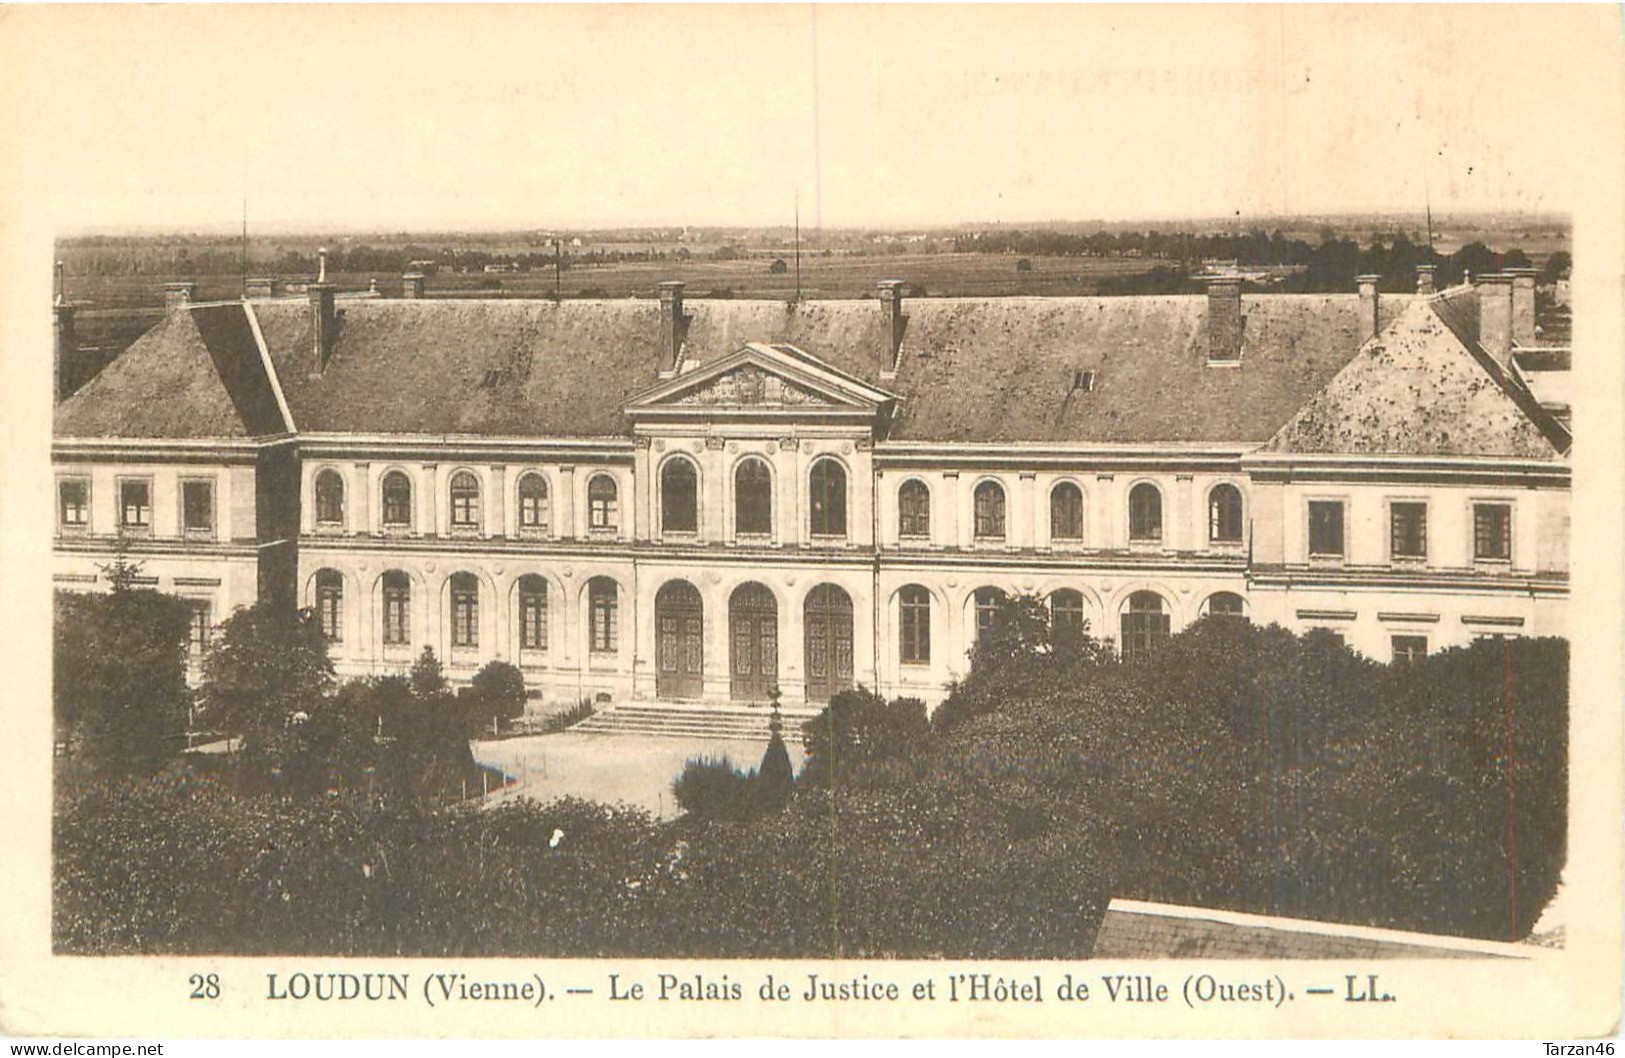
729 583 778 702
804 584 854 704
655 580 704 699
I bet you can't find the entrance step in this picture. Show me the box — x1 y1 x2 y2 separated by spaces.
572 701 825 742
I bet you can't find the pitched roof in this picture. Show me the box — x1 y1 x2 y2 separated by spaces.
53 303 288 440
1260 299 1565 459
237 293 1409 444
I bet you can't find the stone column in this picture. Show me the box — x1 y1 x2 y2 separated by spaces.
353 462 371 536
558 466 577 539
941 471 960 549
1020 471 1038 550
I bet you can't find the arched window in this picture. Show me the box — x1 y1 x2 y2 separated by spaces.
1209 483 1244 543
1050 482 1084 540
588 577 619 653
974 480 1006 540
382 571 411 646
898 480 931 539
587 474 619 531
1205 591 1247 620
661 458 699 534
899 585 931 664
450 572 479 649
974 587 1008 643
315 469 345 526
1129 482 1163 542
315 569 343 642
734 458 772 536
517 473 550 534
809 459 847 537
1120 590 1170 661
518 574 548 651
382 471 413 528
1050 588 1086 643
449 471 481 531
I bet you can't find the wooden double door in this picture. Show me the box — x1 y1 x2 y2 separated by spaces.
729 584 778 702
804 584 854 704
655 581 704 699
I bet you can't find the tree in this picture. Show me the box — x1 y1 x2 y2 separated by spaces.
1542 251 1572 283
469 660 527 727
53 587 193 773
799 688 928 787
1014 257 1033 272
768 258 788 275
199 601 333 744
970 592 1053 671
409 646 448 699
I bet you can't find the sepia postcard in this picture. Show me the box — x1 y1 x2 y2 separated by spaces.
0 3 1621 1042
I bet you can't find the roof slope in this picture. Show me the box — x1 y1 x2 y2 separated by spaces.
54 304 286 440
246 293 1409 443
1261 299 1563 459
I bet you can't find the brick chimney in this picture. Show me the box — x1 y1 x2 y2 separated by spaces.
1415 264 1437 296
1356 274 1380 344
877 280 907 376
246 277 282 299
309 248 336 375
1205 276 1242 362
163 281 197 312
1477 273 1513 367
401 272 426 299
658 281 688 374
53 262 73 405
1508 268 1537 346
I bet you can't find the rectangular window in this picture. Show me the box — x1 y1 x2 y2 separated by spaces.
1391 634 1428 665
1390 501 1428 560
1474 503 1512 561
58 479 89 531
188 603 212 659
900 593 930 664
1307 500 1344 557
520 593 547 651
383 586 410 646
182 480 214 535
452 589 479 649
119 479 151 531
591 592 618 653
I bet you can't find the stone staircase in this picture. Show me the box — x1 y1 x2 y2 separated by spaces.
572 701 824 741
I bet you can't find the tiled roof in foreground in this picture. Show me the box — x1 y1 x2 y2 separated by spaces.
240 293 1411 444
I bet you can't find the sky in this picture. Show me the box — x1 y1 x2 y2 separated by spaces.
2 5 1619 235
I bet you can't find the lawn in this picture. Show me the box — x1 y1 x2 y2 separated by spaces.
471 730 804 820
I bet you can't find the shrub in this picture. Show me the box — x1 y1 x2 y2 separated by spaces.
469 661 527 725
800 688 928 786
671 755 758 822
539 698 596 734
756 732 794 812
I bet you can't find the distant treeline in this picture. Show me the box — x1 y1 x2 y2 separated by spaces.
970 229 1570 294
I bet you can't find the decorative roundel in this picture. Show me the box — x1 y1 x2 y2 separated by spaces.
692 440 704 453
425 563 436 574
708 571 722 585
842 441 855 454
785 575 797 587
653 440 666 452
946 579 958 589
562 567 574 579
728 442 739 453
493 565 504 577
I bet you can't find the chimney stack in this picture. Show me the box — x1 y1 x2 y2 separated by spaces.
1508 268 1537 346
309 248 336 375
163 281 197 312
402 272 426 299
246 277 282 299
877 279 907 376
53 262 74 405
1205 276 1242 362
1415 264 1437 296
1477 273 1514 367
657 281 687 374
1356 274 1380 344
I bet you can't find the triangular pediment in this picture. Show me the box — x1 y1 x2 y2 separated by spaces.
625 342 898 418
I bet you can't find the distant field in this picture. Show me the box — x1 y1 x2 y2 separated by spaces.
58 253 1167 309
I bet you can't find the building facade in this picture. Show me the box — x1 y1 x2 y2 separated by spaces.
51 269 1570 708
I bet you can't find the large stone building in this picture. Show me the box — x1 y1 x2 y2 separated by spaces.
51 266 1570 708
